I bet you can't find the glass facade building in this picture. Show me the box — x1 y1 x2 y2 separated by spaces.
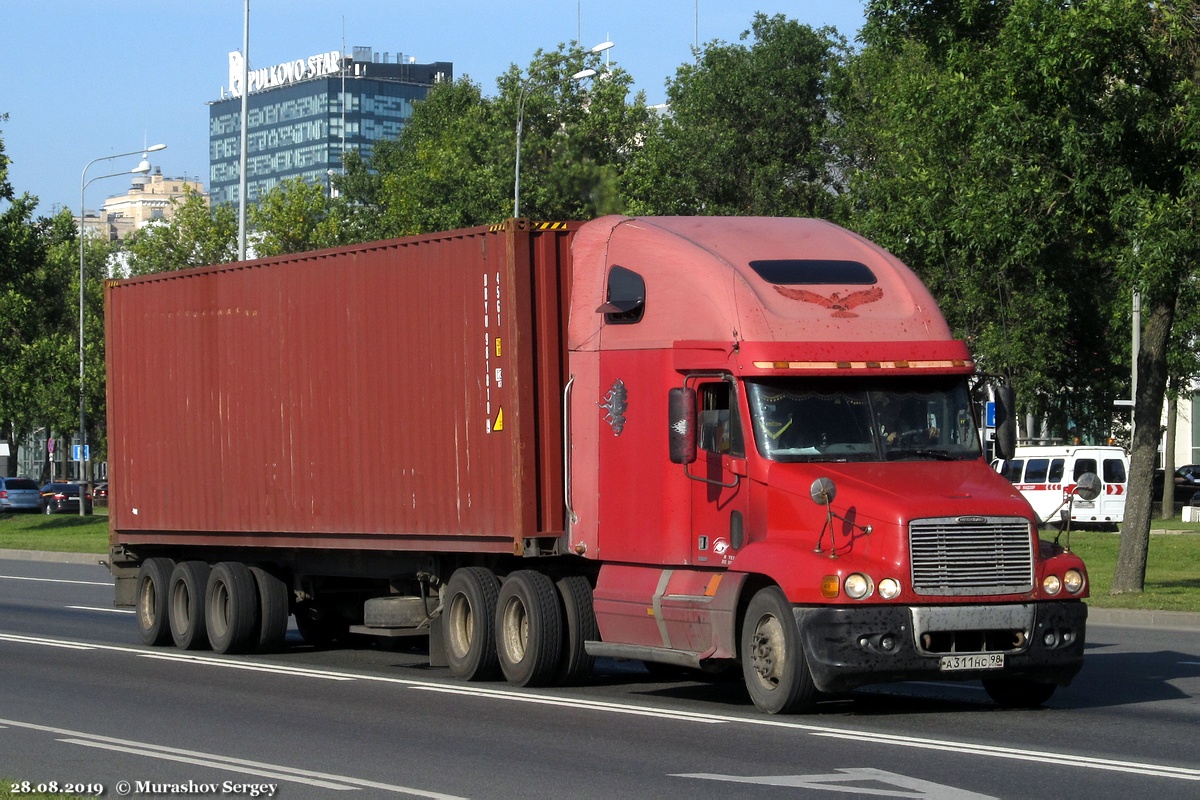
209 54 452 206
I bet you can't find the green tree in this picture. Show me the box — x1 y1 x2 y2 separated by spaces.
0 126 80 477
625 14 846 217
841 0 1200 592
124 189 237 275
250 176 347 257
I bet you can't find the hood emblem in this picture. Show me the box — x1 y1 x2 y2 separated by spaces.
773 285 884 318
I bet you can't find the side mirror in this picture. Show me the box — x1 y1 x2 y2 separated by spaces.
668 387 696 465
810 477 837 505
994 385 1017 460
1073 472 1102 501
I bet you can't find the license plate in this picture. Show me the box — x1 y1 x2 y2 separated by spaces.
940 653 1004 671
1073 500 1095 509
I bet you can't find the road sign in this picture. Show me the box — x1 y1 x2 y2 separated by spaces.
985 400 996 428
72 444 90 461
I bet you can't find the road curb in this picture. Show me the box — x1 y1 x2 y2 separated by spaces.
1087 606 1200 631
0 549 107 566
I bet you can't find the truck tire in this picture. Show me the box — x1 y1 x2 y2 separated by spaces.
135 557 175 646
496 570 562 687
250 566 289 653
168 561 211 651
740 586 816 714
982 677 1057 709
442 567 501 681
556 575 597 684
205 561 260 654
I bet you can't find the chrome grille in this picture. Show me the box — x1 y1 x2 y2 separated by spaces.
909 517 1034 596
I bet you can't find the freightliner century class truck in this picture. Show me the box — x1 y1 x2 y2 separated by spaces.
105 215 1089 713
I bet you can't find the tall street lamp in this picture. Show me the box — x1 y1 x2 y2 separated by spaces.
513 41 613 219
79 143 167 514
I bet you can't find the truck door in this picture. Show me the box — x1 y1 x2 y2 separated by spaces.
688 376 750 567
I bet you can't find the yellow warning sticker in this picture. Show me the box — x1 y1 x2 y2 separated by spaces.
495 337 502 357
494 408 504 431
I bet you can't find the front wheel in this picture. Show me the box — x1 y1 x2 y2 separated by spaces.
740 587 816 714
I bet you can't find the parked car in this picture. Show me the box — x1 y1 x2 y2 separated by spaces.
93 482 108 507
0 476 43 513
39 482 93 515
1152 465 1200 501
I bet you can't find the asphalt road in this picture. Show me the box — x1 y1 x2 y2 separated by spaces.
2 556 1199 799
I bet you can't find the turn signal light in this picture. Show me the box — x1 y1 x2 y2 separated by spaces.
821 575 840 598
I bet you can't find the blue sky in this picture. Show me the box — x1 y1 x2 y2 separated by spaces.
1 1 865 216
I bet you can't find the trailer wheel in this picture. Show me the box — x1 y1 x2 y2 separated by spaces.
496 570 563 687
740 586 816 714
205 562 260 654
135 557 175 646
443 567 501 681
982 677 1057 709
250 566 289 653
556 575 597 684
168 561 211 650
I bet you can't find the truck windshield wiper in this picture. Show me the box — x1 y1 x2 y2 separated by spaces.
887 448 956 461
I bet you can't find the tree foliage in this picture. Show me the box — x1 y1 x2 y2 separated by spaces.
843 0 1200 592
123 189 237 275
626 14 846 217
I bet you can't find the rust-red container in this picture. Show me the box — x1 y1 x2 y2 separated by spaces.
105 220 578 555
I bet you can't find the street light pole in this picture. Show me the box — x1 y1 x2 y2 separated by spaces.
79 143 167 514
513 41 613 219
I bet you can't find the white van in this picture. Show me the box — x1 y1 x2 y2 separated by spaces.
992 445 1129 527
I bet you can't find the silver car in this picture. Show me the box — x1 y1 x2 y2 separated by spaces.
0 476 43 512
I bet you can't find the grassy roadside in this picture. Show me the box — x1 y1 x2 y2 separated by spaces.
2 511 1199 612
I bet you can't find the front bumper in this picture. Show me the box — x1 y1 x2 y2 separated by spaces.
797 601 1087 693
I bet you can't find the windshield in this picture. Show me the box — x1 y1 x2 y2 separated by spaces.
746 376 983 463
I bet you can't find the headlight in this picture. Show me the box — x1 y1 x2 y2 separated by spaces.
844 573 874 600
1043 574 1062 595
1064 569 1085 594
878 578 902 600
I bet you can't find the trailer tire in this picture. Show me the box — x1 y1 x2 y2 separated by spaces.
496 570 562 687
982 677 1057 709
740 586 816 714
205 562 260 654
135 557 175 646
556 575 597 684
168 561 211 650
250 566 289 653
443 567 501 681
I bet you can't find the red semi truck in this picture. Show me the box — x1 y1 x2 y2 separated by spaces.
105 215 1089 713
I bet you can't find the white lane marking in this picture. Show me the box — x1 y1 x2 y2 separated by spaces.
137 651 356 680
0 718 466 798
0 574 111 586
675 767 997 799
65 605 136 614
411 683 725 722
3 631 1199 783
809 729 1200 781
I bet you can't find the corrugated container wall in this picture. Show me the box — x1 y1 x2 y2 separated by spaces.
105 221 577 554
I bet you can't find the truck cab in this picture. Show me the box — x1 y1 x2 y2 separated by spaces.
564 216 1089 712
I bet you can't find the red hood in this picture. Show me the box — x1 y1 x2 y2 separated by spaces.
764 459 1035 532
